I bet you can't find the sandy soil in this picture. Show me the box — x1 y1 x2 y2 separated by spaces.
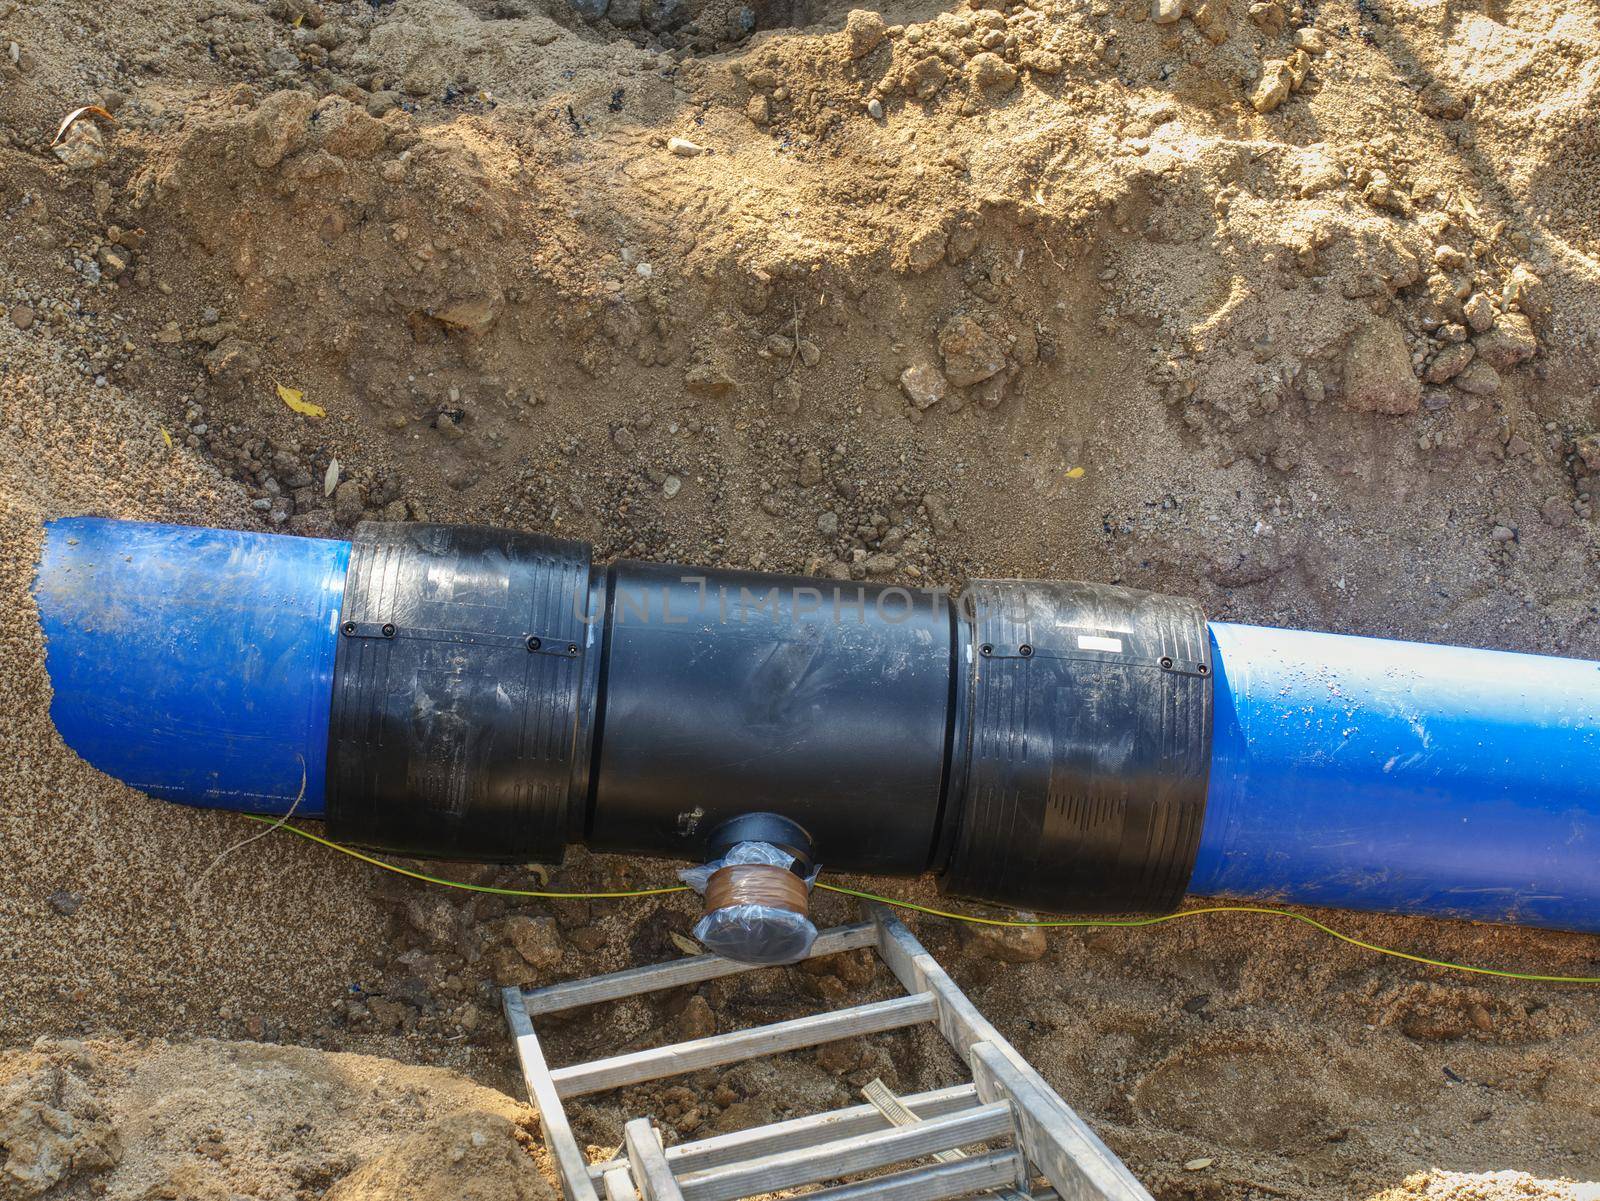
2 0 1599 1194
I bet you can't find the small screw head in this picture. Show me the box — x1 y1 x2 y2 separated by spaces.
1198 663 1211 676
381 623 396 639
566 643 579 657
1018 643 1034 657
341 621 356 636
526 636 542 652
1159 655 1174 670
979 643 994 657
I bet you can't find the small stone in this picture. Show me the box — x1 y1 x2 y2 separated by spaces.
332 480 367 526
903 55 950 100
10 304 35 331
845 9 887 58
862 553 898 577
506 915 564 972
817 511 840 536
1453 361 1502 396
1250 60 1295 113
433 297 501 338
612 425 638 452
798 449 825 486
1491 524 1516 543
1540 497 1570 529
1183 1158 1215 1172
901 226 948 275
1343 320 1421 414
1423 342 1474 384
405 894 460 943
1151 0 1182 23
48 889 82 916
684 363 737 395
662 475 682 498
668 136 707 157
938 315 1006 387
899 363 947 409
1462 292 1496 333
1473 312 1537 371
1249 1 1285 32
961 918 1047 963
97 245 129 276
1293 25 1325 52
867 97 885 120
746 94 770 126
798 340 821 368
673 994 716 1041
969 52 1017 91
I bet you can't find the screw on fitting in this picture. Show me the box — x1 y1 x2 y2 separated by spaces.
689 813 819 964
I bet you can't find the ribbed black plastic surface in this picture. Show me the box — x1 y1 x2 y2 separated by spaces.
939 580 1213 912
325 522 592 862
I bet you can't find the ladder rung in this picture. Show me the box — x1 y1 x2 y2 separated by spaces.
585 1084 981 1179
524 923 881 1017
676 1100 1015 1201
551 992 938 1099
588 1084 981 1179
798 1150 1022 1201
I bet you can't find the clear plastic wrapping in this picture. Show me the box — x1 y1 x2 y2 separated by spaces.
679 841 819 965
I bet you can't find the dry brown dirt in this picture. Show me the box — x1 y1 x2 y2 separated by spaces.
2 0 1599 1195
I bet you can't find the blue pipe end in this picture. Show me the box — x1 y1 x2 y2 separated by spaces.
34 517 349 816
1193 622 1600 932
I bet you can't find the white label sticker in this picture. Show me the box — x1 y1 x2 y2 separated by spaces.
1077 634 1123 653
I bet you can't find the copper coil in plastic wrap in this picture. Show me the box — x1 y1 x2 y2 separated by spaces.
705 863 809 917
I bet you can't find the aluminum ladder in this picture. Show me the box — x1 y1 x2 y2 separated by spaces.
501 904 1152 1201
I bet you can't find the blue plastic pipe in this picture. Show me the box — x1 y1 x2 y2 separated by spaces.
35 516 347 815
1191 622 1600 930
31 517 1600 930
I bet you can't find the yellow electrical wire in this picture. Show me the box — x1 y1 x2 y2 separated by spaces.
246 816 1600 985
241 815 691 898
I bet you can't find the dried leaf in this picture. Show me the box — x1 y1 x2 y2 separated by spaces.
51 105 118 147
160 426 173 449
276 380 326 418
324 457 340 498
1064 466 1086 480
1183 1159 1215 1172
669 931 703 957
